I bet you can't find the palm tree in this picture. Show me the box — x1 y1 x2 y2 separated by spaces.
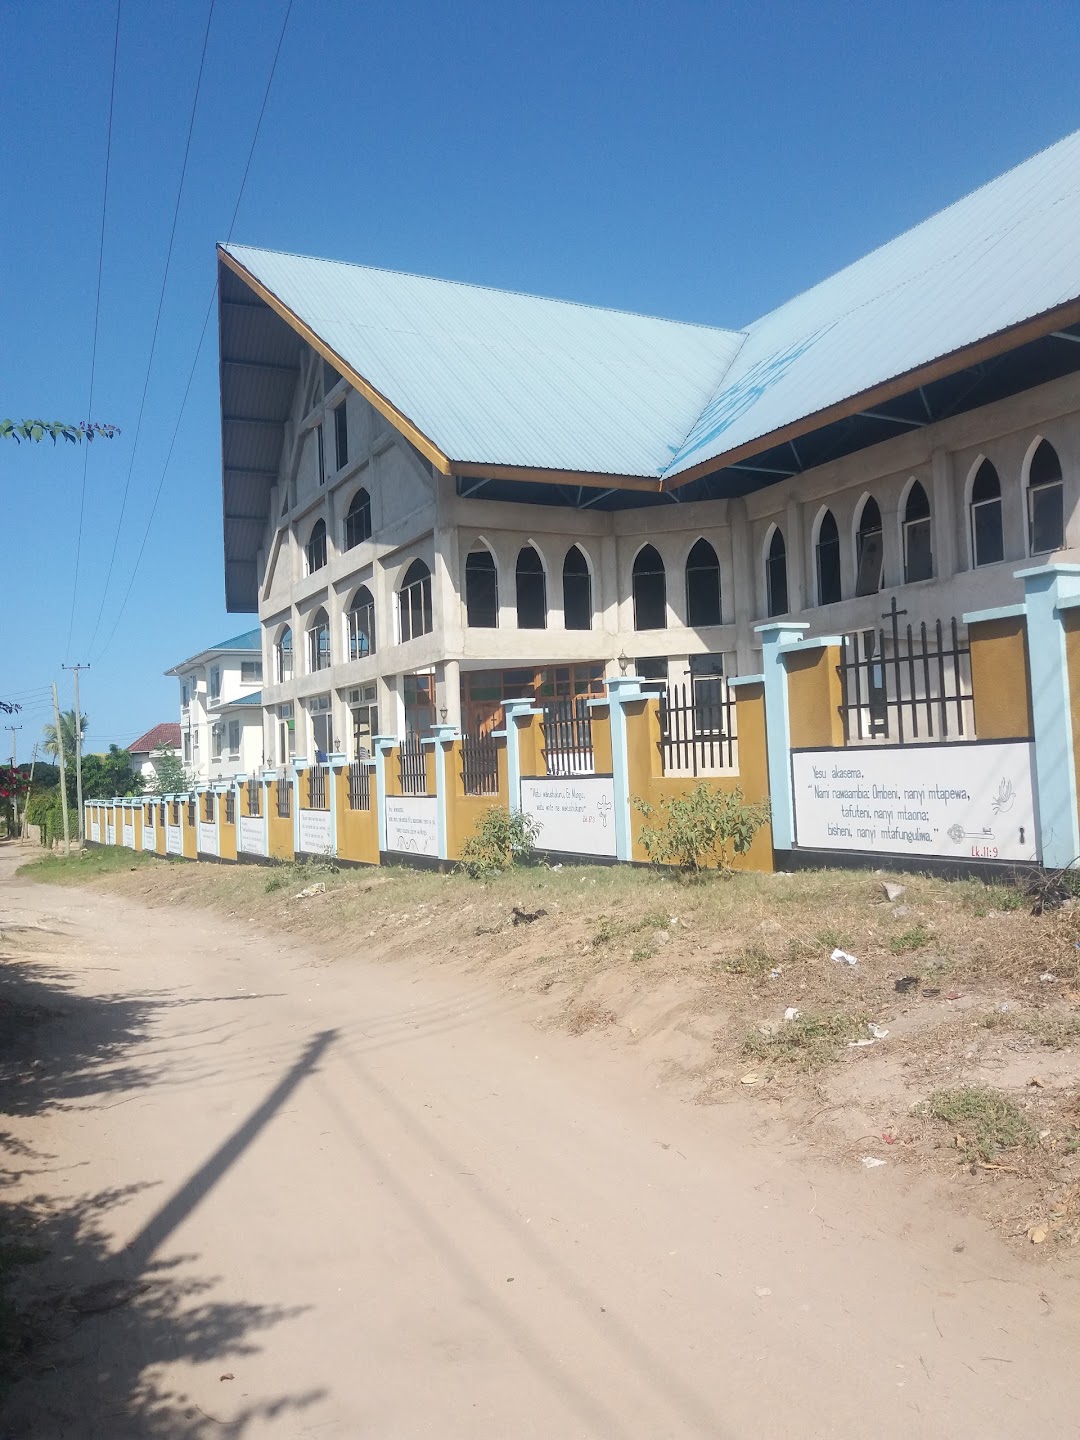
43 709 87 763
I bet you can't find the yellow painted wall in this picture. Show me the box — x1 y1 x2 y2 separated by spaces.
970 616 1033 741
624 684 773 872
336 766 380 865
786 645 845 749
516 711 546 779
181 796 198 859
444 738 510 860
267 780 294 860
218 792 238 862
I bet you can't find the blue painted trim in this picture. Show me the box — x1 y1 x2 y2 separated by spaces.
962 603 1027 624
754 622 808 850
1055 595 1080 614
1020 566 1080 868
776 634 843 655
1015 563 1080 581
727 674 765 689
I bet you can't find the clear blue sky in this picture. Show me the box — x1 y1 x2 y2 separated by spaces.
3 0 1079 761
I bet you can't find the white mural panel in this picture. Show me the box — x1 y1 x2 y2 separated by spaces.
106 822 116 845
122 821 135 849
166 824 183 856
90 820 101 843
198 821 219 856
791 742 1039 863
385 796 438 856
238 816 267 856
519 777 617 858
298 808 334 855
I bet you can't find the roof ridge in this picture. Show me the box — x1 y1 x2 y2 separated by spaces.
222 242 746 340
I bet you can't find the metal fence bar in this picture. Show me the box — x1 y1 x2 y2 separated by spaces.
352 762 371 811
276 778 291 818
461 733 499 795
247 779 260 817
307 764 328 810
658 679 739 776
541 701 594 776
398 734 429 795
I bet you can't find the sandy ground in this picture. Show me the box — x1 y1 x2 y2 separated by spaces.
3 846 1080 1439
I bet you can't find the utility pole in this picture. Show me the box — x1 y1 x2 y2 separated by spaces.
50 682 71 855
62 663 89 842
20 743 37 846
4 724 22 841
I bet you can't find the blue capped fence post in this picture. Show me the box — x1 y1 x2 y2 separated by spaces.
754 621 810 853
373 736 397 855
599 676 647 862
1015 564 1080 869
291 757 307 857
430 724 458 861
502 698 541 813
326 753 345 859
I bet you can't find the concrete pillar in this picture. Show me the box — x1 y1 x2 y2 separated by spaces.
730 498 756 673
1015 563 1080 868
291 756 307 856
599 677 647 862
931 449 958 581
754 621 809 852
501 698 540 812
326 752 345 858
439 658 462 730
373 736 396 853
785 497 805 614
430 723 458 860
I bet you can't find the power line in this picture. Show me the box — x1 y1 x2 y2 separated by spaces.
94 0 294 663
65 0 121 661
85 0 217 658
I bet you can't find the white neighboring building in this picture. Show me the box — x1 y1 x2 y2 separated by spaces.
127 723 183 788
165 630 266 782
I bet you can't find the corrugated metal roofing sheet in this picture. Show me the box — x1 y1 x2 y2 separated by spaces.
221 244 745 478
222 127 1080 484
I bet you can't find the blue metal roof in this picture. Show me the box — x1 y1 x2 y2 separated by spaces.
221 127 1080 486
220 689 262 708
210 628 262 651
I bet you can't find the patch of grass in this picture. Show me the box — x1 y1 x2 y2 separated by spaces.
724 942 776 977
889 923 932 954
926 1086 1036 1162
20 847 155 884
979 1010 1080 1049
630 941 657 963
814 926 845 951
565 1000 617 1035
742 1010 869 1069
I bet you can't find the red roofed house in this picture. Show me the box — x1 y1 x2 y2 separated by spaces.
128 723 183 788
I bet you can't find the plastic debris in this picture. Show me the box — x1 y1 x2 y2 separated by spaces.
868 1022 889 1040
831 948 858 966
740 1073 761 1086
769 968 783 980
862 1156 887 1169
895 975 919 993
1040 972 1058 983
784 1007 800 1022
847 1038 877 1048
294 882 327 899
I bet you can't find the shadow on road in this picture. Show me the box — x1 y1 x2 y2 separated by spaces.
0 944 333 1438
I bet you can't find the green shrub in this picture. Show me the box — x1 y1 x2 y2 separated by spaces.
458 807 541 878
633 783 769 875
25 789 69 846
742 1010 869 1069
926 1086 1035 1162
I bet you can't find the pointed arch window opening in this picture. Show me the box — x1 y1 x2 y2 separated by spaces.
562 545 592 630
685 539 722 627
516 546 547 629
855 498 884 596
276 626 293 684
465 548 499 628
1028 440 1064 554
765 528 788 617
815 510 841 606
344 488 372 550
632 545 667 630
306 519 327 574
307 608 331 673
398 560 433 642
970 460 1004 568
347 586 376 660
903 481 933 584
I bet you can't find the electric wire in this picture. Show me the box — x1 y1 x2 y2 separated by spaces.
93 0 294 663
65 0 121 661
85 0 217 658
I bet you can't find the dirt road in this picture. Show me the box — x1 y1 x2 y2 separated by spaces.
3 847 1080 1439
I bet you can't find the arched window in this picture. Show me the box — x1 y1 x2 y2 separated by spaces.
970 460 1003 567
632 545 667 630
1028 439 1064 554
344 488 371 550
903 480 933 583
816 509 841 605
855 497 884 596
307 608 331 672
347 586 376 660
398 559 433 641
516 546 547 629
765 528 788 617
685 539 722 627
306 518 327 574
465 547 498 627
562 546 592 630
276 626 293 684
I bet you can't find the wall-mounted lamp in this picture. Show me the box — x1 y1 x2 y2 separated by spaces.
439 706 448 723
617 651 630 675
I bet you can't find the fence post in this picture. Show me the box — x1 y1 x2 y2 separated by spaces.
326 753 345 859
373 736 397 854
502 698 540 812
430 723 458 861
291 757 307 857
754 622 811 851
599 677 647 862
1015 564 1080 869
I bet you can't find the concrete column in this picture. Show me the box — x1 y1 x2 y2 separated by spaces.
439 658 462 730
931 449 958 580
373 736 396 852
880 498 903 590
501 698 540 812
785 497 805 614
326 752 345 858
1015 563 1080 868
430 723 458 860
291 756 308 856
730 498 756 673
754 621 809 852
598 677 646 862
